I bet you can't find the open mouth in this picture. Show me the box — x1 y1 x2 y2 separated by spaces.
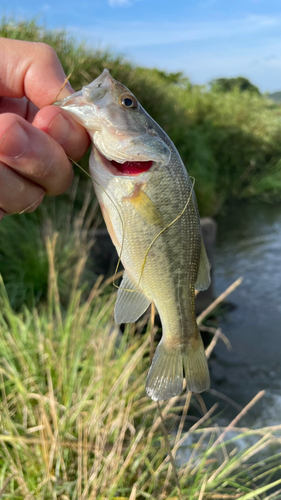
110 159 153 175
93 146 154 176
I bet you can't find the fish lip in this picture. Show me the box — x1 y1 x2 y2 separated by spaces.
93 146 154 177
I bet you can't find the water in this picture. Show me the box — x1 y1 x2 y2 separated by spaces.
209 201 281 427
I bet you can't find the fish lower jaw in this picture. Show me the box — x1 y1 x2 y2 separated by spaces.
92 145 154 177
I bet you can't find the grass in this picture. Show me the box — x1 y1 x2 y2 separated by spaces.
1 17 281 499
1 17 281 309
1 17 281 215
0 232 281 499
0 179 100 310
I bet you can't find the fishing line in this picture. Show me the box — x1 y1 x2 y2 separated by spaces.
18 154 195 296
69 159 195 294
131 176 195 291
17 157 126 283
7 75 195 296
18 193 45 215
66 157 127 290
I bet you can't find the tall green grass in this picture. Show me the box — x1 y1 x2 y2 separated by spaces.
1 18 281 500
0 235 281 499
1 18 281 215
0 179 100 310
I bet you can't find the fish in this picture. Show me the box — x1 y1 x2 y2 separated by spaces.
57 69 211 401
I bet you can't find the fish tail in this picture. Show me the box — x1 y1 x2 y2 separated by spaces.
145 333 210 401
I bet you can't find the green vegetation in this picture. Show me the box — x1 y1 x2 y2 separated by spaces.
0 180 100 310
2 16 281 307
268 92 281 103
1 19 281 498
210 77 261 95
1 234 281 499
1 18 281 216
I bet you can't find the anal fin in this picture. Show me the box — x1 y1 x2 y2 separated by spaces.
114 272 151 325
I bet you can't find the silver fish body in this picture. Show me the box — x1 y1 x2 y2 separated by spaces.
58 69 211 400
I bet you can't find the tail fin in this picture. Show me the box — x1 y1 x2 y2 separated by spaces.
145 336 210 401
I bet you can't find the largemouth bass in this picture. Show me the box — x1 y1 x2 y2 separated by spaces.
58 69 211 400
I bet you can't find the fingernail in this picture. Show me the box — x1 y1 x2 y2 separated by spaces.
0 122 28 159
0 208 6 221
48 113 70 144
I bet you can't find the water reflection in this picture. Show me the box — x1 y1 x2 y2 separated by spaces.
210 201 281 425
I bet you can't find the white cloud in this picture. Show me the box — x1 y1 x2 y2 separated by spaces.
69 14 281 49
108 0 131 6
66 14 281 92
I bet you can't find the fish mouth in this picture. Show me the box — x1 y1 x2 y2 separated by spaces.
110 159 153 175
94 146 154 176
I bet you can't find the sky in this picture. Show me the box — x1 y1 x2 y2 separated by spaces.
2 0 281 93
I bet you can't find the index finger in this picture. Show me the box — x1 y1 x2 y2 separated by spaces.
0 38 73 108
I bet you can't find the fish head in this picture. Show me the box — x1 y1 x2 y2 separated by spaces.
57 69 170 174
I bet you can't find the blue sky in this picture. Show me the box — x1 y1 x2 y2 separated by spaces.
2 0 281 92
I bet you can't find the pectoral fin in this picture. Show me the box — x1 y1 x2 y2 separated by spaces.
124 186 164 227
114 272 151 325
195 238 211 291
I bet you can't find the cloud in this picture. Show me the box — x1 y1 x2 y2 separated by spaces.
263 54 278 63
199 0 218 7
66 14 281 92
108 0 131 6
69 14 281 50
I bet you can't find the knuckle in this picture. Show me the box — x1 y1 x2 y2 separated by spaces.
32 135 62 184
57 160 74 194
37 152 73 195
0 160 45 214
36 42 59 65
51 159 73 195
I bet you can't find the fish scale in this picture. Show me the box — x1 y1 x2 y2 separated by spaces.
58 69 211 401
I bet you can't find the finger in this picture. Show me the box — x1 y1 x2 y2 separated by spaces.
0 38 73 108
0 161 45 214
33 106 91 161
0 96 38 122
0 113 73 195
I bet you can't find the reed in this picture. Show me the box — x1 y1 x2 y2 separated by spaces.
0 18 280 499
0 233 280 499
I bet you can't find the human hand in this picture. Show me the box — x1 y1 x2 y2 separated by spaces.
0 38 91 221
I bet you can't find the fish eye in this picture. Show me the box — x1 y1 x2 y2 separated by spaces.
120 94 138 109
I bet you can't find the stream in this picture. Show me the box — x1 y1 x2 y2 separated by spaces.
209 201 281 428
178 201 281 468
